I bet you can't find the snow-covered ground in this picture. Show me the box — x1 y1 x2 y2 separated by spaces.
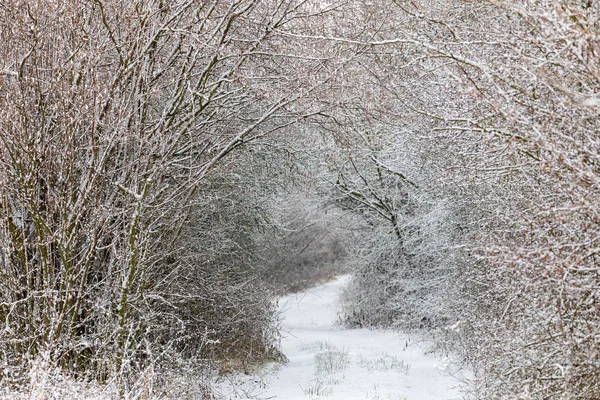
217 275 469 400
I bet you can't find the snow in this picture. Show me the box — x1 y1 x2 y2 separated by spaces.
217 275 469 400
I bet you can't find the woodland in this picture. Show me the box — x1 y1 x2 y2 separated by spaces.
0 0 599 399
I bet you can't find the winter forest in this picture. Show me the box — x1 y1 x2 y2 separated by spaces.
0 0 599 399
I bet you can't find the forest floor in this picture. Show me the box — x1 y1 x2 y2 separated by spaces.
216 275 469 400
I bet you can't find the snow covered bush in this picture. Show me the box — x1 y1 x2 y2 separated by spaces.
327 0 600 397
0 0 335 395
449 2 600 398
334 139 463 332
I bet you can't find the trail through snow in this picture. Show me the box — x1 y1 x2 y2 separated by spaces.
217 275 468 400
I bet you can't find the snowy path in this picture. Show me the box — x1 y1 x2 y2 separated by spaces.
217 275 468 400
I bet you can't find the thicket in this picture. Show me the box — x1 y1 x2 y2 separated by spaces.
330 1 600 399
0 0 339 397
2 0 599 399
258 190 348 293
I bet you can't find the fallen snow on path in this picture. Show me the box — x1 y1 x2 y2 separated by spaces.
217 275 468 400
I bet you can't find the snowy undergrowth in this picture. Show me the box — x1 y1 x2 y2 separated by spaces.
216 275 469 400
300 341 350 398
0 357 217 400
